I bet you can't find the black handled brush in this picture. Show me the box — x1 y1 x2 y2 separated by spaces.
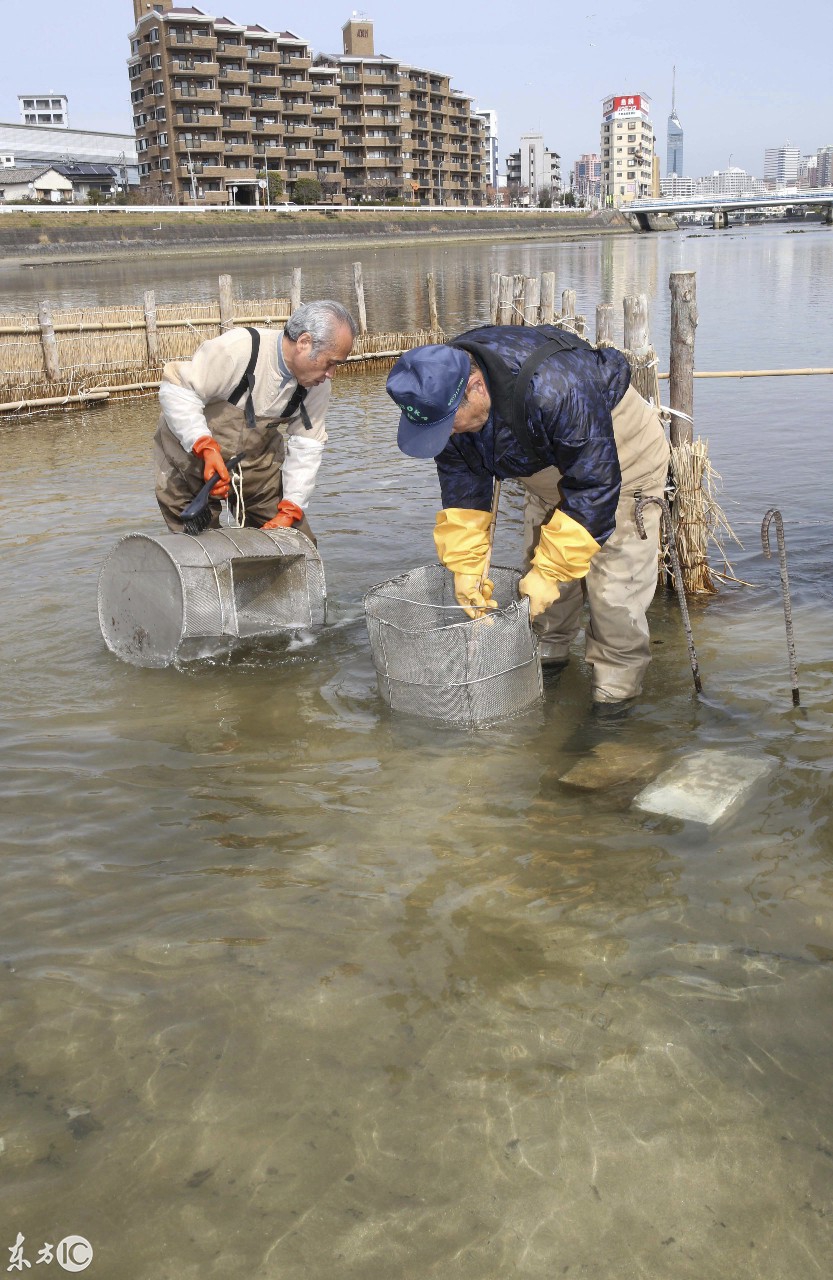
181 452 246 535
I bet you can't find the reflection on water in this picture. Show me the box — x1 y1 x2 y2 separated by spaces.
1 229 832 1278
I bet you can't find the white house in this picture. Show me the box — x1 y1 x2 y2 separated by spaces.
0 165 73 202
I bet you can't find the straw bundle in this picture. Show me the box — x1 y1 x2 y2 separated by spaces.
668 438 740 595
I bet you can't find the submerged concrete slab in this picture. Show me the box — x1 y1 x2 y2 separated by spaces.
559 742 663 792
632 749 775 825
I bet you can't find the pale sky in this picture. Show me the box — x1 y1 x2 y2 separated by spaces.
1 0 830 179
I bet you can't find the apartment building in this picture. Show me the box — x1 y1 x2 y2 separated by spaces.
127 5 485 206
600 94 655 206
314 18 485 206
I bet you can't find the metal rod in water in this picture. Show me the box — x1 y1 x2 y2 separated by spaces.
761 508 800 707
635 494 703 694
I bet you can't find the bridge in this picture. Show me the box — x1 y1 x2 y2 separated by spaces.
627 188 833 230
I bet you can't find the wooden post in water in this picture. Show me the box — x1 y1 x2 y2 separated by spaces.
623 294 650 355
669 270 697 446
595 303 614 345
523 276 541 325
511 274 526 324
38 301 61 382
427 271 439 332
561 288 576 328
290 267 302 314
490 272 501 324
496 274 514 324
352 262 368 335
143 289 159 365
218 274 234 333
540 272 556 324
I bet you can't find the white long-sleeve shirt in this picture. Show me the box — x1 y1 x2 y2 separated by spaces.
158 326 330 509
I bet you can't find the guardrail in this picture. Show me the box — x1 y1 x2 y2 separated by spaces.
0 203 590 216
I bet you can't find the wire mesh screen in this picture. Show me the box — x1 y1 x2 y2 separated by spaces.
98 527 326 667
363 564 543 727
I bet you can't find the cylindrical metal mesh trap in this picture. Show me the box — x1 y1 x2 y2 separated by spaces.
98 526 326 667
363 563 543 727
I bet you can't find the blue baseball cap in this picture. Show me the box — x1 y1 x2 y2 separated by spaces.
386 345 470 458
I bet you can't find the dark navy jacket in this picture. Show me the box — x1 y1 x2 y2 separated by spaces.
435 325 630 545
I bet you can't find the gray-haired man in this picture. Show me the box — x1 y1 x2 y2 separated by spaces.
153 299 357 534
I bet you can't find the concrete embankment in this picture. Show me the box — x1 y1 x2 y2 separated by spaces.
0 208 633 267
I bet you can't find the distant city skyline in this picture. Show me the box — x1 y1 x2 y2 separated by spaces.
1 0 830 187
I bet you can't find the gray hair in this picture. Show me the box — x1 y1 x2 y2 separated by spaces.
285 299 358 354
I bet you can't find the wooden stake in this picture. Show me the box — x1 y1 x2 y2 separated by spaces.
669 270 697 446
290 267 302 314
497 275 514 325
490 272 501 324
38 301 61 381
512 274 525 324
595 303 614 345
523 276 541 326
427 271 439 332
541 272 556 324
218 274 234 333
623 294 650 355
561 289 576 325
352 261 368 335
143 289 159 364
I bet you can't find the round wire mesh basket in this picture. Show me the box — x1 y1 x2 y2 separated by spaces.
363 563 543 727
98 526 326 668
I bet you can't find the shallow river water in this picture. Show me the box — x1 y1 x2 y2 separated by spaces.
1 225 832 1279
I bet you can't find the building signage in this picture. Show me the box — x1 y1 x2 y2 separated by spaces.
602 94 649 119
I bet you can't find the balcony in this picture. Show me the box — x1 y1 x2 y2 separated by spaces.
225 165 257 178
281 77 312 93
284 145 315 161
250 72 281 89
176 139 224 156
367 156 402 168
166 33 216 53
281 99 310 116
220 91 251 107
218 67 249 84
172 86 219 104
254 122 283 138
176 110 222 127
216 41 244 55
278 53 311 70
284 122 314 138
221 117 252 133
224 141 254 155
172 59 219 77
251 94 279 109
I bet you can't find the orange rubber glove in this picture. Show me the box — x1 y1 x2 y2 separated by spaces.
193 435 231 499
262 499 304 530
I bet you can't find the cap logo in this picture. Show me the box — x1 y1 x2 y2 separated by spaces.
448 375 465 406
403 404 429 422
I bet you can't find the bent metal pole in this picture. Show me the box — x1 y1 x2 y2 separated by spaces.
635 493 702 694
761 508 800 707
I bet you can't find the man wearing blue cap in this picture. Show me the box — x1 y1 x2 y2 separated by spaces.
386 325 669 705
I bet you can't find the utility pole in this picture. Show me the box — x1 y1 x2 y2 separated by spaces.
264 151 271 210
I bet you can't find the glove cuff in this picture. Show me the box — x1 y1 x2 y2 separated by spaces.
276 499 304 524
533 510 601 584
434 507 493 575
192 435 221 457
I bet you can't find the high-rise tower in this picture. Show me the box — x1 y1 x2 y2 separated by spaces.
666 68 683 177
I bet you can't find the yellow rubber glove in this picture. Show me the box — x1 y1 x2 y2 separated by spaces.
433 508 493 573
454 574 498 620
521 509 602 621
518 567 561 620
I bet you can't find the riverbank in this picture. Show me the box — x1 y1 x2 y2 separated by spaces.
0 207 633 268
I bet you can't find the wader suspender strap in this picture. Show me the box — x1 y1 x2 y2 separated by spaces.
277 382 313 432
227 326 261 430
226 328 313 432
510 331 589 465
452 327 589 468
